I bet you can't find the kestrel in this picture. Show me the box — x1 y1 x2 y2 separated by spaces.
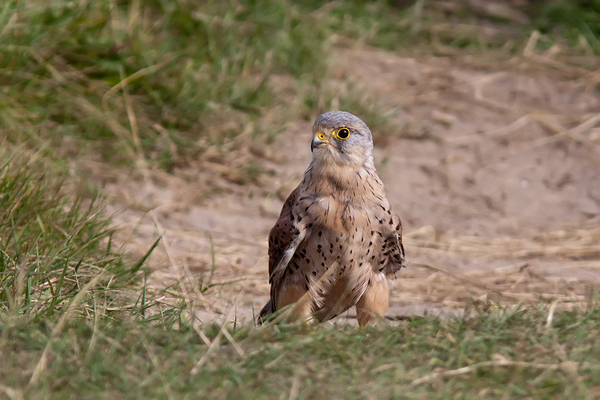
258 111 405 326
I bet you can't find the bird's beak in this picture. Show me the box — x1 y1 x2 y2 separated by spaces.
311 132 329 152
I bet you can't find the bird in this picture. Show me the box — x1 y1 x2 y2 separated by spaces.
258 111 405 326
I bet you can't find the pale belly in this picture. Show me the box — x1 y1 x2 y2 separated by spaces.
283 225 384 321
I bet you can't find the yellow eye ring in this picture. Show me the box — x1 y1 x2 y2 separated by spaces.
335 128 350 140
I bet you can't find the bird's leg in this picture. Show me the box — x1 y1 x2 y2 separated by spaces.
276 284 313 323
355 276 389 326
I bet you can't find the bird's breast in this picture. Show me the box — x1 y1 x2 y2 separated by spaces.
301 194 383 235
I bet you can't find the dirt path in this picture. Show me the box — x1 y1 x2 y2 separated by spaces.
107 45 600 325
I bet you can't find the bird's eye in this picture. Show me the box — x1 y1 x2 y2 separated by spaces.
335 128 350 140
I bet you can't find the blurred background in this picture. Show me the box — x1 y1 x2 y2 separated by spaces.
2 0 600 323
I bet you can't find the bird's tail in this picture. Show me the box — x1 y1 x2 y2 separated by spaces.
257 300 274 325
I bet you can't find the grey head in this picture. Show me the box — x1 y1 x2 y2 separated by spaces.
310 111 374 167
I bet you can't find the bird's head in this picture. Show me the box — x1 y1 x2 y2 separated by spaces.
310 111 373 167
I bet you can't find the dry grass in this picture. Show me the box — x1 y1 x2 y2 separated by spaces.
408 225 600 260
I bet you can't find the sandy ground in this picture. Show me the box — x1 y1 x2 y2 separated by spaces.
105 45 600 326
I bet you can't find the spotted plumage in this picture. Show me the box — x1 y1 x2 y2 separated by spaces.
258 111 406 326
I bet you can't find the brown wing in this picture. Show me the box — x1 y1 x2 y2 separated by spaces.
258 186 309 323
381 213 406 277
267 187 302 280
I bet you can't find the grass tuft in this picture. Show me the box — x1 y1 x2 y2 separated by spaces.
0 0 329 169
0 148 142 318
532 0 600 54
